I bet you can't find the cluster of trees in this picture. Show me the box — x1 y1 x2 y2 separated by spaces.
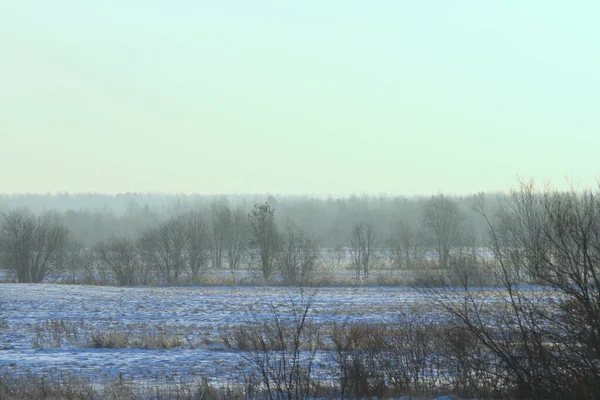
0 205 250 285
0 193 493 247
348 194 472 280
0 212 69 283
0 193 479 285
225 181 600 399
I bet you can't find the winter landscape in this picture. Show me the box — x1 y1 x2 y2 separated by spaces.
0 190 596 399
2 1 598 398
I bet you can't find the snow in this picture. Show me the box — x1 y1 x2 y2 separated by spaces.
0 284 442 382
0 283 548 384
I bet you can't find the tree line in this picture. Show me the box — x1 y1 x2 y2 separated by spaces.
224 180 600 400
0 193 482 285
3 181 600 398
0 192 495 247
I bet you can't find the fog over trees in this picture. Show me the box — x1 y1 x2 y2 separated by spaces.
0 190 500 285
0 211 68 283
1 0 596 396
0 186 596 290
0 192 494 245
3 185 600 398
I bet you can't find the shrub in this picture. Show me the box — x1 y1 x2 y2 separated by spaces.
31 319 84 348
224 292 323 400
0 372 243 400
89 332 130 349
88 331 184 349
330 317 494 399
0 373 95 400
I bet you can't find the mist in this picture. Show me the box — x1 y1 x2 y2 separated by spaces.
2 1 600 398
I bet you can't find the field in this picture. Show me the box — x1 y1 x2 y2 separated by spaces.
0 284 457 381
0 282 561 400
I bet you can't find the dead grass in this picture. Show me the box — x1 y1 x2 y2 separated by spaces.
89 331 184 349
0 372 244 400
31 319 86 348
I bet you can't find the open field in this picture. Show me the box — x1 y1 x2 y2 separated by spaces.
0 283 551 387
0 284 433 381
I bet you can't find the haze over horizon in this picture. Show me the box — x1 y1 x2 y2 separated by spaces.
1 1 599 196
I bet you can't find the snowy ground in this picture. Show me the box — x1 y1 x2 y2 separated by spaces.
0 283 543 385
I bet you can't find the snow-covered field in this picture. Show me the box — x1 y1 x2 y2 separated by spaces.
0 283 540 385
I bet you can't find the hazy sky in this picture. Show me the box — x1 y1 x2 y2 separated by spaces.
1 1 598 195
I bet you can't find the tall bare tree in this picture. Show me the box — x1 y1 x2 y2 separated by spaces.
0 210 68 283
348 222 379 280
276 223 321 286
249 202 280 282
62 239 95 284
208 202 229 270
435 181 600 399
139 216 188 284
185 211 211 281
421 194 465 269
224 207 249 281
95 236 141 286
386 219 423 270
494 180 548 282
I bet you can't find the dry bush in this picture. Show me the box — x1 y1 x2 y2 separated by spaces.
367 272 408 286
0 301 7 333
222 319 321 352
330 320 386 398
224 292 323 400
0 373 96 400
331 319 444 398
89 332 131 349
430 182 600 399
135 333 184 349
438 325 504 398
408 255 496 288
31 318 85 348
0 372 244 400
329 317 497 399
88 331 184 349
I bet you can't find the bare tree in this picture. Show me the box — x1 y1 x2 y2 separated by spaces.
348 222 379 281
386 219 423 270
95 236 141 286
249 202 280 283
185 211 211 281
62 240 95 284
432 181 600 399
224 207 249 281
322 245 346 282
421 194 465 269
494 180 549 283
139 216 188 284
0 210 68 283
276 223 321 286
208 202 229 270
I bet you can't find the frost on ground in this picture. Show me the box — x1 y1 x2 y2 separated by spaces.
0 283 544 386
0 284 441 381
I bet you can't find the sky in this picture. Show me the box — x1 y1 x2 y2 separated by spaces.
1 1 599 196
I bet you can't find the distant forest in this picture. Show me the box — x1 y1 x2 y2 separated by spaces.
0 191 516 285
0 192 498 247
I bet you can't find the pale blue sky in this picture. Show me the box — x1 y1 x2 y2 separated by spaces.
1 1 598 195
